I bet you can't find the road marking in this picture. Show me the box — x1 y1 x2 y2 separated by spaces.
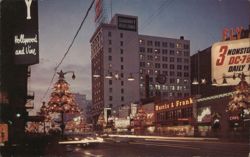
129 142 200 150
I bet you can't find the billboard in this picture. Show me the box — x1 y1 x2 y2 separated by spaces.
118 16 137 32
2 0 39 65
212 38 250 86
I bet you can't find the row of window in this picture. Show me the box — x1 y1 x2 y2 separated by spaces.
107 32 189 50
140 91 190 98
139 47 189 56
139 68 190 77
157 107 193 121
108 48 124 54
139 39 189 50
140 62 189 70
108 80 125 86
109 95 125 101
140 84 190 90
140 55 189 63
108 31 123 38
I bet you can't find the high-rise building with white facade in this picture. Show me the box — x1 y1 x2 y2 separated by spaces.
90 14 190 121
90 14 140 121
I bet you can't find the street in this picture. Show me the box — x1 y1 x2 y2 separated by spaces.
44 137 249 157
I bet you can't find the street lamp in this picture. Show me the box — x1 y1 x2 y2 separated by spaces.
40 101 46 134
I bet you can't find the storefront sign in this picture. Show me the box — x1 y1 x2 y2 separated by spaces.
118 16 137 32
229 115 240 121
114 119 130 129
155 97 193 111
212 38 250 86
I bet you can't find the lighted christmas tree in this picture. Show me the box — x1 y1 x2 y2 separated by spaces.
46 70 80 136
226 79 250 116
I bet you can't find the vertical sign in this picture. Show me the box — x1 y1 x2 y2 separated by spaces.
2 0 39 65
95 0 103 22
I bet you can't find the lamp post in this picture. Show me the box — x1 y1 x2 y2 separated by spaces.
40 101 47 134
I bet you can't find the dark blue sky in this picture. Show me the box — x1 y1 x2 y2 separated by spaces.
30 0 250 112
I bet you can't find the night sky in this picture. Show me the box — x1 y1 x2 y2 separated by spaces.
30 0 250 113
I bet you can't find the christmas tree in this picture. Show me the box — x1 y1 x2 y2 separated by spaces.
226 79 250 117
46 70 80 136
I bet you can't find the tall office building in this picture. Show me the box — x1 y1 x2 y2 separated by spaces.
90 14 140 121
90 14 190 121
138 35 190 100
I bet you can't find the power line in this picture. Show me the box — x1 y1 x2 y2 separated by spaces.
41 0 95 102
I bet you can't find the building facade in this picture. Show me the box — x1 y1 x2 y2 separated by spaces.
90 14 190 123
138 35 190 100
90 14 140 122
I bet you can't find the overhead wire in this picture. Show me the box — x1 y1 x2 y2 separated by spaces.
40 0 95 102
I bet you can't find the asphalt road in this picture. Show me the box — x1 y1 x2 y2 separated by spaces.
1 138 249 157
46 138 249 157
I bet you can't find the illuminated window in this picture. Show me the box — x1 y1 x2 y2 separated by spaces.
176 43 182 48
140 83 143 88
139 39 145 45
184 79 188 84
176 79 180 84
140 54 144 60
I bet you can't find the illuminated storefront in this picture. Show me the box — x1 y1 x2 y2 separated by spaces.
155 97 194 136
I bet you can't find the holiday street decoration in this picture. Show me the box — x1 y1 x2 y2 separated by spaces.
45 70 80 137
226 74 250 130
226 79 250 115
